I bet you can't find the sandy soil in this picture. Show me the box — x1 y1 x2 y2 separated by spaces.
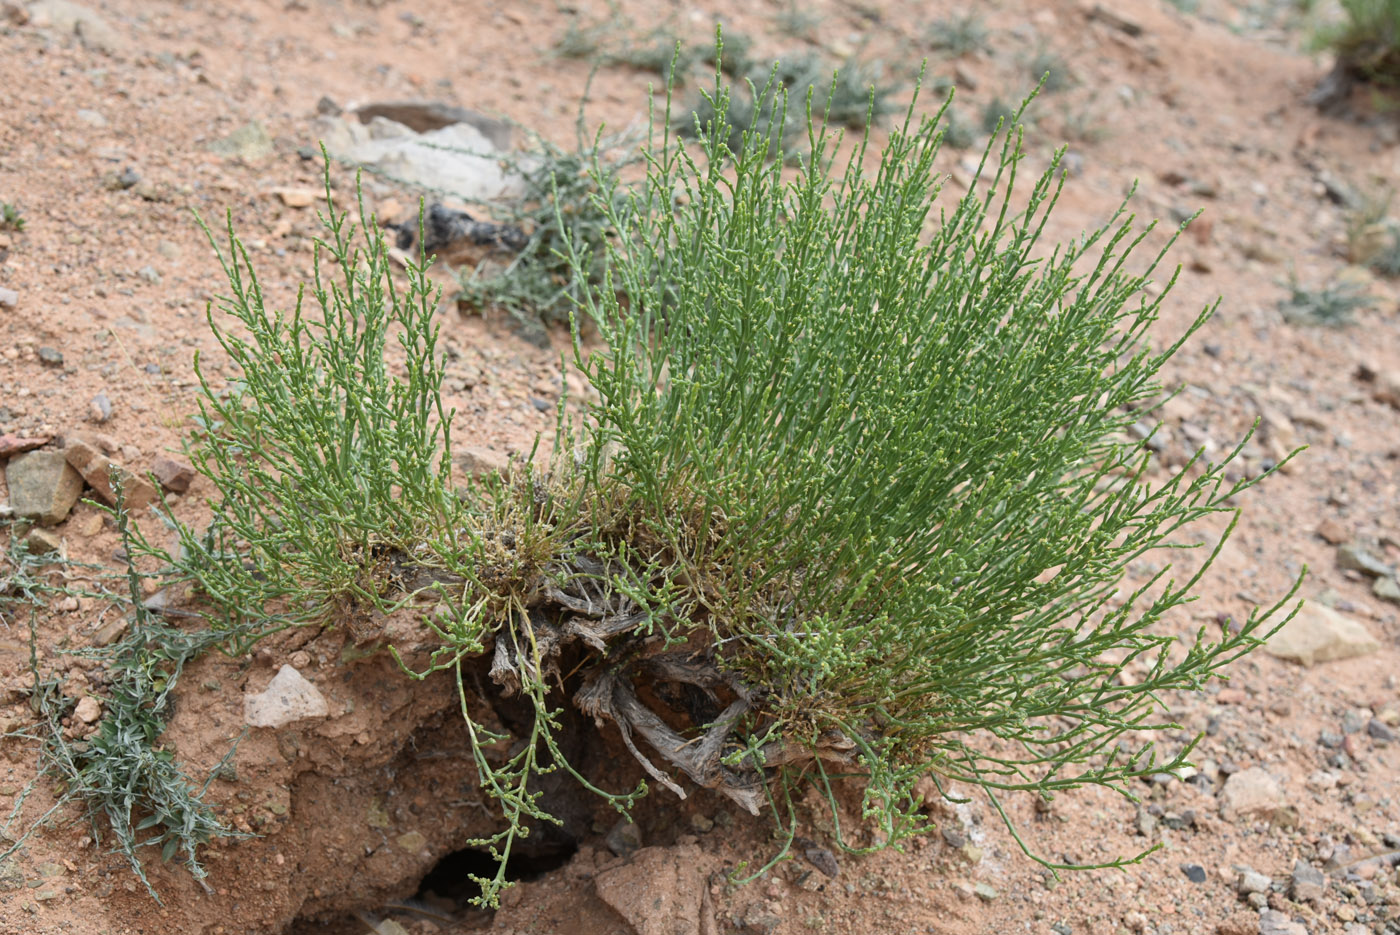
2 0 1400 933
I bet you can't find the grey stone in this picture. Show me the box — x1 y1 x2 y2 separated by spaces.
605 817 642 858
738 906 781 935
1219 767 1284 820
1237 870 1271 895
6 450 83 525
88 392 112 423
37 346 63 367
1264 602 1380 666
1373 575 1400 604
804 845 839 878
27 0 126 54
1162 810 1195 830
1368 718 1396 742
244 665 328 728
0 857 23 892
312 113 522 202
973 882 998 902
1259 909 1308 935
209 121 274 162
75 108 106 127
103 166 139 190
1337 542 1393 578
354 100 512 148
1181 863 1206 883
1291 859 1325 902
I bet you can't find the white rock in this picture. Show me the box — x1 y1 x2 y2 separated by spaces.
1219 767 1284 820
244 665 328 728
1264 602 1381 666
1258 908 1308 935
1237 869 1271 895
311 115 523 202
27 0 125 54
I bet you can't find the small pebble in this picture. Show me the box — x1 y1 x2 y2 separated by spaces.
38 346 63 367
73 696 101 724
605 818 641 858
1237 870 1270 895
1181 863 1206 883
104 166 140 191
89 393 112 423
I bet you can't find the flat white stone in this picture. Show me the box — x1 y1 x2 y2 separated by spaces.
1264 602 1380 667
244 665 328 729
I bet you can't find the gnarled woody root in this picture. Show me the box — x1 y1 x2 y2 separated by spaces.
484 580 859 815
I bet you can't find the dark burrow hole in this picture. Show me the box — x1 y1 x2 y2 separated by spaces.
413 841 579 907
288 841 579 935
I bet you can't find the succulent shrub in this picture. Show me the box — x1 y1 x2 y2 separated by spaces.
111 64 1296 904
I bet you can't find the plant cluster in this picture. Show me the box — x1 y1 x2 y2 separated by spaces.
1364 226 1400 276
1 498 246 903
1341 189 1400 276
679 44 901 157
0 201 24 232
36 62 1298 905
1278 273 1374 326
924 13 991 56
1316 0 1400 86
555 21 754 83
774 3 823 42
1030 47 1074 92
453 121 642 334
